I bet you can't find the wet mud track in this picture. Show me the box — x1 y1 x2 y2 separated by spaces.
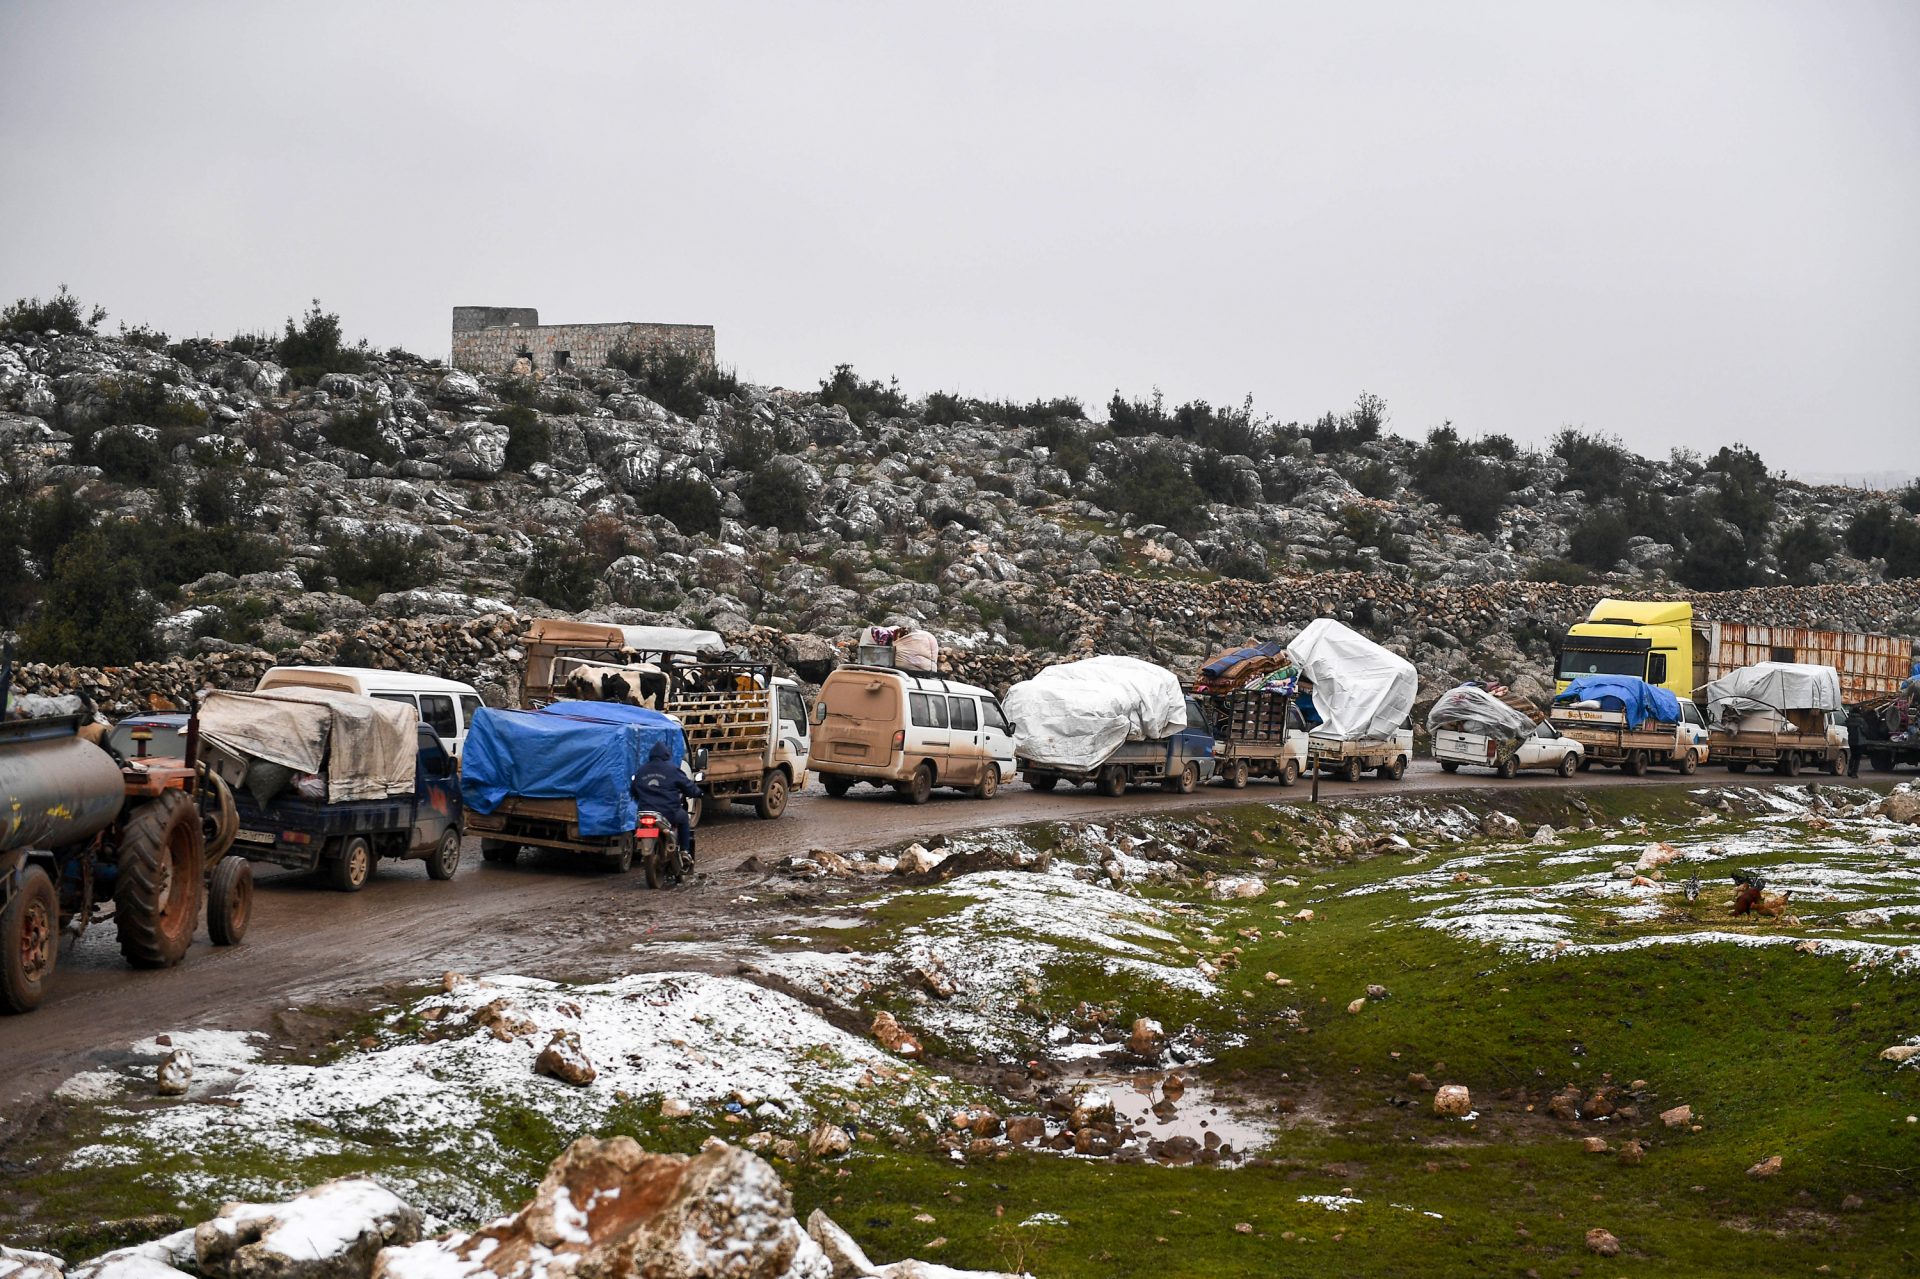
0 764 1817 1117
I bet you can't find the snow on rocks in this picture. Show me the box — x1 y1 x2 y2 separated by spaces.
0 1248 66 1279
66 1230 197 1279
196 1180 421 1279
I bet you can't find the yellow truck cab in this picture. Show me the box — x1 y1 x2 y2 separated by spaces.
1557 599 1700 704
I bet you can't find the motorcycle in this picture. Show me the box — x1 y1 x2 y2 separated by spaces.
635 810 693 888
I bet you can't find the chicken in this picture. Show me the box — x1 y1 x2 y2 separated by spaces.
1731 883 1765 916
1753 890 1795 921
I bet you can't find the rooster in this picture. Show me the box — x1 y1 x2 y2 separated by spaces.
1730 869 1766 916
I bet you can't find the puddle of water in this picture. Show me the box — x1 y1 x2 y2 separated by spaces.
1065 1062 1273 1160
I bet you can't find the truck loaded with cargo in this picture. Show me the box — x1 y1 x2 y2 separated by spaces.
1550 675 1708 774
1285 619 1416 782
1192 641 1310 787
519 619 808 819
2 695 246 1013
1008 656 1216 796
1855 665 1920 773
198 688 464 892
1428 683 1582 778
1701 662 1849 776
461 700 700 885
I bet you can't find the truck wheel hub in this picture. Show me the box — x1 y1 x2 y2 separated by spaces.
21 900 52 982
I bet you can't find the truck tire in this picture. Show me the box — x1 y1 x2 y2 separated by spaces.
1339 757 1362 783
1226 760 1249 790
1676 751 1698 776
1496 755 1518 780
901 764 934 805
116 790 205 969
426 828 462 881
822 775 853 798
2 865 58 1013
1622 751 1647 777
1777 752 1800 777
1727 761 1748 774
971 765 999 800
1097 765 1127 798
1439 760 1460 774
1576 757 1592 773
609 839 634 875
329 836 373 893
1871 752 1893 773
1165 761 1200 795
1828 751 1847 777
480 840 520 865
207 857 253 946
756 770 791 820
1557 753 1577 778
1280 760 1300 787
1380 756 1407 781
1029 775 1059 792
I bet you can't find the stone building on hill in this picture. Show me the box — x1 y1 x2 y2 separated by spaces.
450 306 714 377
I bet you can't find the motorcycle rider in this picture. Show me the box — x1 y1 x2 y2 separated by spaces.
630 740 700 863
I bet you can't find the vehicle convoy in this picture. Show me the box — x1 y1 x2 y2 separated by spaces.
1856 685 1920 773
518 619 807 819
812 664 1015 803
1555 598 1916 706
1192 641 1310 787
198 689 463 893
1702 662 1850 776
461 700 699 885
256 666 484 758
1285 619 1417 782
2 710 245 1013
1428 683 1583 778
1551 675 1708 774
1008 656 1216 796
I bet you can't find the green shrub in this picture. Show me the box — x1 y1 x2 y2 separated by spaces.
1845 503 1920 577
190 464 265 528
607 345 740 419
1209 546 1271 583
519 540 600 611
131 522 283 599
1299 392 1387 453
1551 429 1634 503
117 322 170 351
89 429 172 484
1346 459 1397 500
1568 507 1632 571
488 404 550 471
20 529 159 665
1189 451 1251 504
276 302 371 386
321 405 398 465
1898 481 1920 516
3 286 106 336
1706 444 1776 546
818 364 906 424
741 463 812 533
1526 557 1594 584
1100 445 1207 535
1673 499 1754 591
1774 515 1837 584
1335 504 1408 564
325 532 432 602
642 475 722 536
721 418 779 473
926 392 1086 430
1410 424 1511 535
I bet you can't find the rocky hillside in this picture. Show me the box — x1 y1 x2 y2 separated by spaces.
4 310 1919 710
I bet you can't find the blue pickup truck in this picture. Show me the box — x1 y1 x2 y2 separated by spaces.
228 724 463 891
1019 695 1218 797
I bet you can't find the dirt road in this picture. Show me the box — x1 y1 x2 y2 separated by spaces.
0 764 1823 1114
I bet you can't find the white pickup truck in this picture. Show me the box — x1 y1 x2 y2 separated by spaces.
1308 727 1415 782
1435 721 1583 778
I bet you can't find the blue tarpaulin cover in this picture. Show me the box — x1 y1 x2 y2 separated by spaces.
461 703 684 837
1554 676 1682 730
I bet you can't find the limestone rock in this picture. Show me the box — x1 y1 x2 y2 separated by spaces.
1125 1017 1165 1056
157 1049 193 1097
533 1029 596 1086
1879 1044 1920 1064
1747 1154 1783 1179
0 1247 67 1279
1584 1227 1620 1257
1659 1103 1693 1128
808 1123 853 1159
870 1011 922 1059
68 1230 197 1279
1432 1084 1472 1117
196 1179 420 1279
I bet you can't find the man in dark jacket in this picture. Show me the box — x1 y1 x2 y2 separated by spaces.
1846 711 1865 778
631 741 700 861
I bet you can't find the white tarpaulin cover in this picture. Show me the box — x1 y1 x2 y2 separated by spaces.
1006 656 1187 772
1704 662 1842 728
199 688 418 802
1287 618 1417 741
1426 685 1538 744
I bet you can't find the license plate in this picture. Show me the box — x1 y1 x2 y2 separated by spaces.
234 829 274 844
834 743 868 758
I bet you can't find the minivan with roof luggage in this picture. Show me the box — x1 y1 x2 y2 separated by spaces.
810 666 1015 803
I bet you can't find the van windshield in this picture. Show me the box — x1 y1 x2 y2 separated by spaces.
1558 649 1646 680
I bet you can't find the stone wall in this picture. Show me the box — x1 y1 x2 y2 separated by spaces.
451 310 715 377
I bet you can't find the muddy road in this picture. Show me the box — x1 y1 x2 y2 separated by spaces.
0 764 1819 1114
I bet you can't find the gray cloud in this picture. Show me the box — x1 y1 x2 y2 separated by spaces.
3 0 1915 473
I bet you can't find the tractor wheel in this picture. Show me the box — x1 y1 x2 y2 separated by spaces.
972 765 999 800
1439 760 1460 774
901 764 934 805
207 857 253 946
1280 759 1300 787
756 770 791 820
1029 775 1059 792
1097 765 1127 798
823 774 853 798
480 840 520 865
1227 760 1250 790
116 790 205 970
2 865 59 1013
329 836 373 893
426 828 462 881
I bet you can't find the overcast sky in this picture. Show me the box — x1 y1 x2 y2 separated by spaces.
3 1 1915 475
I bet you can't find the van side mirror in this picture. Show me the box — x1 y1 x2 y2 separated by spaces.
694 747 710 772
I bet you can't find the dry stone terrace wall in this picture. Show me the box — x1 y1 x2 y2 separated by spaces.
451 319 715 377
14 573 1920 718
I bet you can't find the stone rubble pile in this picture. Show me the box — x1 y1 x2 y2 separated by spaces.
14 1138 1026 1279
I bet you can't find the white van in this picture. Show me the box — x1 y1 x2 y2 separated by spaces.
253 667 485 758
811 667 1016 803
